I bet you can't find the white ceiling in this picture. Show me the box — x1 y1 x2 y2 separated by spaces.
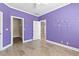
5 3 70 16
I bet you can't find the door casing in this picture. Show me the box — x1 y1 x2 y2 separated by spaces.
33 21 41 40
11 16 24 45
0 11 3 50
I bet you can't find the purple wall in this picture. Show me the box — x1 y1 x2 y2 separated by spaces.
39 3 79 48
0 3 38 47
1 3 79 49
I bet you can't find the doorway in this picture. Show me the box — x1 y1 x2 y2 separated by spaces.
33 21 41 48
33 20 46 48
11 16 24 45
41 20 46 47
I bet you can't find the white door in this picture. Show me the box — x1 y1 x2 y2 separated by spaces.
33 21 41 40
0 11 3 50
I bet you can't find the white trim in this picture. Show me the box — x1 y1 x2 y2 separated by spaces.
23 39 32 43
4 3 70 17
5 3 38 17
38 3 70 17
0 11 3 50
0 44 12 51
40 19 47 40
33 21 41 40
11 16 25 45
46 40 79 52
22 17 25 43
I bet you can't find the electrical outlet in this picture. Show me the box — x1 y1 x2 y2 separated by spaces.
61 41 63 44
66 42 69 45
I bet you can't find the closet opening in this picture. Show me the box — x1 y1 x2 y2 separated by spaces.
11 16 24 45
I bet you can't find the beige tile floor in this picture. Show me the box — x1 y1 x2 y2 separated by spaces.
0 39 79 56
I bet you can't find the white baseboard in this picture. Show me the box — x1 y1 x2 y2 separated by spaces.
0 39 33 51
0 44 12 51
23 39 32 43
46 40 79 52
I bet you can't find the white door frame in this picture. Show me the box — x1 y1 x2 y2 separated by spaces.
0 11 3 50
11 16 24 45
33 21 41 40
40 20 47 40
33 20 46 40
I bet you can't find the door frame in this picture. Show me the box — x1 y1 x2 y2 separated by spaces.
0 11 3 50
33 21 41 40
40 20 47 40
11 16 24 45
